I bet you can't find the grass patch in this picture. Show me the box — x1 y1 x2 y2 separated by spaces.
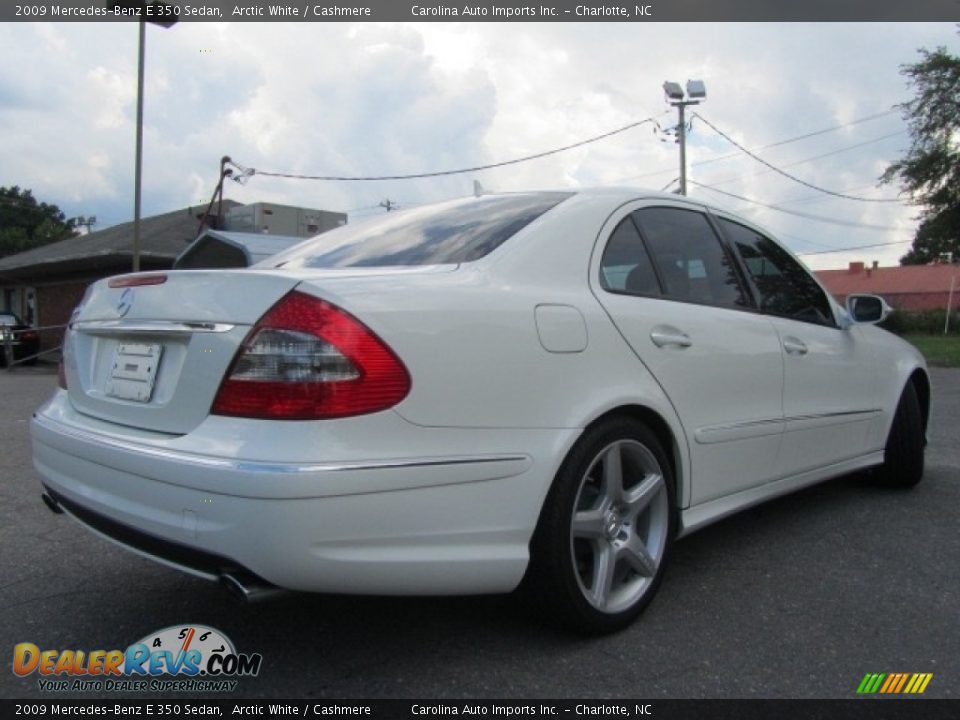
904 334 960 368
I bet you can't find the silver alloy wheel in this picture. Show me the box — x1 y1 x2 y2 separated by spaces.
569 439 669 614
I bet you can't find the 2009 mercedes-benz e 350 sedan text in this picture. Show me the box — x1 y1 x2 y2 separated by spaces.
32 189 929 633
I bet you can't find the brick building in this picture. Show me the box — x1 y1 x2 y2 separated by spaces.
815 261 959 312
0 202 239 352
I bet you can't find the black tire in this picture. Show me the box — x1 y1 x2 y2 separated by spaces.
523 417 675 634
875 380 925 488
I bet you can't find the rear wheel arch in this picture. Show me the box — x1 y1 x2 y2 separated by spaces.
523 413 677 632
580 405 684 510
528 404 684 554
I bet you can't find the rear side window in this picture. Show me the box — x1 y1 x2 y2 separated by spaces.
632 207 749 309
718 219 835 326
599 217 661 295
266 192 573 269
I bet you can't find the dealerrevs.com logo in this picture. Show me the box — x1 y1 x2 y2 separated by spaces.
13 624 262 693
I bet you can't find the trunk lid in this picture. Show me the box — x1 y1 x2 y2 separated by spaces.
64 266 455 434
64 270 301 434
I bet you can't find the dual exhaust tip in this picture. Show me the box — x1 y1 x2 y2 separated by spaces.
219 571 286 604
41 492 64 515
41 492 284 604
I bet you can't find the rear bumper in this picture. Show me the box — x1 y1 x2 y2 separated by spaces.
31 398 575 595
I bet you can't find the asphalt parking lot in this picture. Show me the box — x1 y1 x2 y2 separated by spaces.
1 366 957 700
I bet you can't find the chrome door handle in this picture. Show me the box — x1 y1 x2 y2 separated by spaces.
650 330 692 349
783 337 808 356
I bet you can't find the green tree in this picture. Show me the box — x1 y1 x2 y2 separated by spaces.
881 37 960 265
0 186 77 259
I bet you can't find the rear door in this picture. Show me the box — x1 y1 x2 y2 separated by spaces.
591 201 785 505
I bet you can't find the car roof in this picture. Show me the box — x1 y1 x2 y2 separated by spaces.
492 186 729 216
538 186 786 250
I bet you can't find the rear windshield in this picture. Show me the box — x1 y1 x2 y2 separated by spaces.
0 314 21 325
265 192 573 269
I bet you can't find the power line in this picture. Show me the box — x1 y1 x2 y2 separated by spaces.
727 180 906 216
610 108 902 185
692 113 904 203
701 130 906 191
763 181 892 210
230 117 662 182
772 230 844 252
797 240 912 257
692 109 899 169
688 181 905 231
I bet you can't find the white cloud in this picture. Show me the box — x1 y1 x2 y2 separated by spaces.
1 21 956 266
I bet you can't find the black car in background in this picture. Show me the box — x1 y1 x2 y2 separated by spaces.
0 313 39 366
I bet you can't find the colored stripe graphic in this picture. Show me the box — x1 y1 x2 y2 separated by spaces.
857 672 932 694
856 673 885 694
908 673 934 694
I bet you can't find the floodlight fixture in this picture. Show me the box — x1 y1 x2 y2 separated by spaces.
662 81 685 101
686 80 707 100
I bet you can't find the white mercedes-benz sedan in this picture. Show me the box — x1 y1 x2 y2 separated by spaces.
32 189 929 633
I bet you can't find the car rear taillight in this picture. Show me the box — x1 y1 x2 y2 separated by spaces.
211 291 411 420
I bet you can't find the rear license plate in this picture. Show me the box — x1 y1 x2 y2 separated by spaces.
105 343 163 402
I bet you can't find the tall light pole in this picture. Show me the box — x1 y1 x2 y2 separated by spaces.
132 17 147 272
110 1 177 271
663 80 706 196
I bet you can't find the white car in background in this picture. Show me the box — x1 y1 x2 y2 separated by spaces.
32 189 929 633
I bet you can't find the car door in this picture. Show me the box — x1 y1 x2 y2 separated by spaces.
714 216 880 477
591 201 785 505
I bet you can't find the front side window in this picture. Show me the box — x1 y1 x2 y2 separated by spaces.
717 218 835 326
632 207 749 309
264 192 573 269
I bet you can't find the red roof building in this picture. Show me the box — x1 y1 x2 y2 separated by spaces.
815 262 960 312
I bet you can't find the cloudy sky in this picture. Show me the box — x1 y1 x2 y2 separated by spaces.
1 21 957 269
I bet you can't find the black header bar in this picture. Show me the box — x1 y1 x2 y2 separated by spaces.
4 0 959 22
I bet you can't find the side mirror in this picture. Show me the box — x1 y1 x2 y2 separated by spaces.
846 294 892 325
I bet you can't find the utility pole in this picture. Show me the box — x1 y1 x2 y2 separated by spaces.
662 80 706 196
379 199 398 212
